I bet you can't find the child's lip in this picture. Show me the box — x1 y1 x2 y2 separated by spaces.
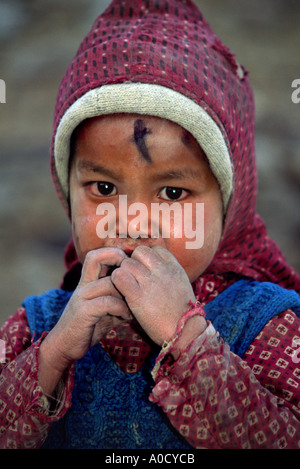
112 239 155 256
122 246 135 256
103 241 154 277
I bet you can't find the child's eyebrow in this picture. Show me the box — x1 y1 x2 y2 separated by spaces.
76 160 121 180
153 168 203 182
76 160 203 182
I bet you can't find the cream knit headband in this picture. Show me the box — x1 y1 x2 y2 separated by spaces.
54 82 233 210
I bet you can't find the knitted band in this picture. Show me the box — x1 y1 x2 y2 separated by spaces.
54 82 233 210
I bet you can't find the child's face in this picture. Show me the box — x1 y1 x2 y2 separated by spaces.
69 114 223 283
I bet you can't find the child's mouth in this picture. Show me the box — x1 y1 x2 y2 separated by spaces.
106 265 118 276
105 250 133 277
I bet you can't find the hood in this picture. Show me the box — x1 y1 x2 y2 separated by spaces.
51 0 300 293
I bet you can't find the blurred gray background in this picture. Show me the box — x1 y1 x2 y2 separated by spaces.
0 0 299 324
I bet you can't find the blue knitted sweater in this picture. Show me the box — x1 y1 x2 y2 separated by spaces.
24 279 300 449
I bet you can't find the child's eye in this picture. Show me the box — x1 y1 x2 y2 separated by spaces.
89 181 117 197
158 187 188 201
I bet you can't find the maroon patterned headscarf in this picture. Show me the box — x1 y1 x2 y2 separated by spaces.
51 0 300 295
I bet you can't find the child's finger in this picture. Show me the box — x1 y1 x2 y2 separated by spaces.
131 244 175 270
79 275 124 301
130 245 161 269
111 267 140 300
95 295 131 320
79 247 127 286
119 256 150 282
151 245 178 263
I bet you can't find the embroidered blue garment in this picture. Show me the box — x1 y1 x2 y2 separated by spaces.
24 279 300 449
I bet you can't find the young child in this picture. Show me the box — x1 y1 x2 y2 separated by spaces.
1 0 300 449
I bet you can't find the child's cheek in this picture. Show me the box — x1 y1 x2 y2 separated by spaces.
166 205 222 283
71 214 106 263
158 205 203 244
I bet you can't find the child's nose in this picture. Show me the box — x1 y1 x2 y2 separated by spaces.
118 200 154 240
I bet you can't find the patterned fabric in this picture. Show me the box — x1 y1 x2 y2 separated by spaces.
1 0 300 450
1 305 300 448
20 279 299 448
151 311 300 449
204 279 300 357
0 307 74 449
50 0 300 292
245 310 300 410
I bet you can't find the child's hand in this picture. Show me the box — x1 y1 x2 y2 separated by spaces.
111 245 206 350
38 247 131 392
